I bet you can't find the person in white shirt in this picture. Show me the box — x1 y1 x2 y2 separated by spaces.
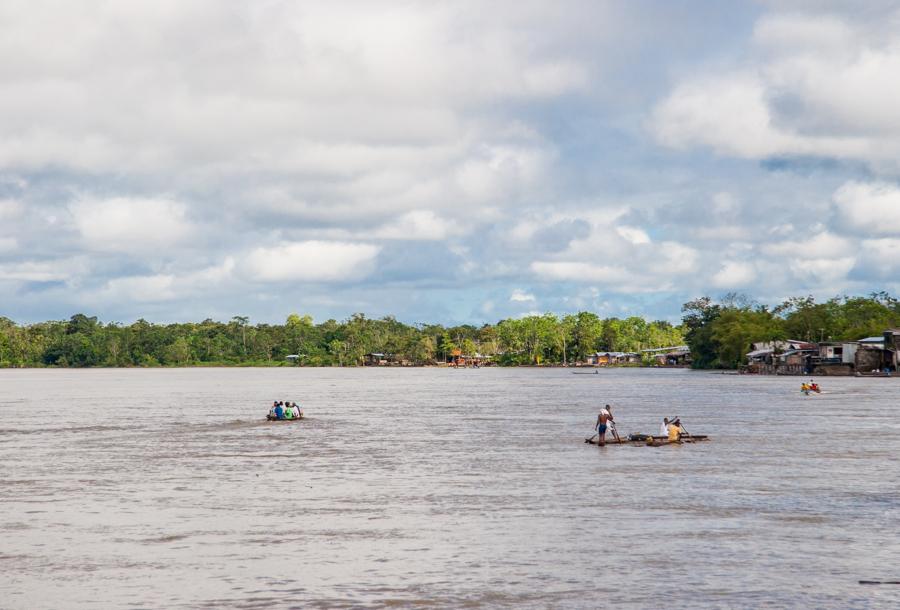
290 402 301 419
660 417 670 437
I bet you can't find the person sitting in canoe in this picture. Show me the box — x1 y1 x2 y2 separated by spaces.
594 405 614 446
660 417 670 437
667 418 684 442
800 382 810 395
809 380 820 393
290 402 303 418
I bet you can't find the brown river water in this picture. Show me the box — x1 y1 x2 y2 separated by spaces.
1 368 898 609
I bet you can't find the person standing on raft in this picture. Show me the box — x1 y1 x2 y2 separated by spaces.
594 405 614 446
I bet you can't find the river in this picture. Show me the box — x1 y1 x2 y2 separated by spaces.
1 368 898 608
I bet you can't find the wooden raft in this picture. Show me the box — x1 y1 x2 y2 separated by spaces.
585 435 709 447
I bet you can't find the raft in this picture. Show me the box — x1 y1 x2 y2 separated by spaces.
585 434 709 446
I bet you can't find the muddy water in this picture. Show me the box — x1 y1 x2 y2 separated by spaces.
1 368 898 608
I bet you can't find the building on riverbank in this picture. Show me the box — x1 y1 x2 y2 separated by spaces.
745 330 899 375
640 346 691 366
585 351 641 366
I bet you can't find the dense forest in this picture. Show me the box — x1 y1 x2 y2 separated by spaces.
683 292 900 368
3 292 897 368
0 312 683 368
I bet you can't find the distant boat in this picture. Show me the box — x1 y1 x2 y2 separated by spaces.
266 414 305 421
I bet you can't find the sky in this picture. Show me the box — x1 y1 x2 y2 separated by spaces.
2 0 900 326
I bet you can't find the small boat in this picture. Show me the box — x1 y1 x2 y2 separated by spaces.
266 414 304 421
584 434 709 446
572 370 599 374
855 371 891 377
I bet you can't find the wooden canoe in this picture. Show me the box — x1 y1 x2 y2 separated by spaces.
585 435 709 446
266 415 305 421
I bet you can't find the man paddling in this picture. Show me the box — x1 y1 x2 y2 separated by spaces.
594 405 614 446
667 418 684 442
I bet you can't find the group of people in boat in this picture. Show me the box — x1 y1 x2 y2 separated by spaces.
591 404 688 446
800 380 821 395
267 400 303 420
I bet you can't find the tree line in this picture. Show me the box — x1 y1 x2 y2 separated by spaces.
682 292 900 369
0 312 684 368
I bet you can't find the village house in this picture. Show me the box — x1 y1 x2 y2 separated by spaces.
640 346 691 366
585 351 640 366
363 352 390 366
446 349 491 367
748 330 899 375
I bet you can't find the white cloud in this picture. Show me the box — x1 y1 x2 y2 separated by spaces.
833 180 900 235
101 274 177 302
92 258 236 303
69 197 191 253
853 238 900 279
509 289 536 302
860 237 900 260
0 198 24 220
530 261 631 284
650 9 900 170
764 231 855 258
0 258 86 282
371 210 463 240
615 226 651 245
789 256 856 284
712 261 757 288
241 241 380 283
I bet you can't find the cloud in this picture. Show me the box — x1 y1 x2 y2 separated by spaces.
91 258 236 303
0 198 24 220
649 8 900 171
2 2 900 324
788 256 856 284
100 274 177 302
616 225 651 245
712 261 757 288
370 210 463 241
833 180 900 235
763 231 854 258
530 261 631 284
69 197 191 253
240 241 380 283
850 238 900 281
0 257 87 282
509 289 536 302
